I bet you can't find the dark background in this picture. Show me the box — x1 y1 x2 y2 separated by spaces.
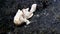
0 0 60 34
